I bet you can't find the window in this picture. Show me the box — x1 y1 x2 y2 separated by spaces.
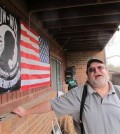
51 58 62 91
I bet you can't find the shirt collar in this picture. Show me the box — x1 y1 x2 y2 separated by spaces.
87 81 115 95
108 81 116 94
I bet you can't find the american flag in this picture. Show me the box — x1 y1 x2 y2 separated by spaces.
20 21 50 90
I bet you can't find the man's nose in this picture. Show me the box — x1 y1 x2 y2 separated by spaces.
94 67 99 73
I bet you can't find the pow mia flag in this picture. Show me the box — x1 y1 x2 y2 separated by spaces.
0 6 21 94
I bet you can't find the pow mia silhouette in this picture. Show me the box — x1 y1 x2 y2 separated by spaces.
1 31 16 72
0 25 20 93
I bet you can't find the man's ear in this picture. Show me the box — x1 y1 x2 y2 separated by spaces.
86 70 88 75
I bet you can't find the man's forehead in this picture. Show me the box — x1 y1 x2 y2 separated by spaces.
89 62 104 67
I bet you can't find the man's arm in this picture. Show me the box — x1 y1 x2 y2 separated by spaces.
12 101 53 117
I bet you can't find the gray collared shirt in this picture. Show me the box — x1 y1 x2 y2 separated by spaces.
50 82 120 134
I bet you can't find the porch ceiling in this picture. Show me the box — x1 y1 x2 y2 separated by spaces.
20 0 120 52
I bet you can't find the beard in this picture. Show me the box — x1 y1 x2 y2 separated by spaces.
89 76 109 88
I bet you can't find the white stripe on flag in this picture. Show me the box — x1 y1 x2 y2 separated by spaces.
21 46 40 58
21 78 50 86
21 68 50 75
21 57 50 67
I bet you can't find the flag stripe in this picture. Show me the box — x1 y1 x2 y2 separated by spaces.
21 77 50 86
21 40 39 54
21 34 38 47
21 51 40 61
21 74 50 80
21 63 50 70
20 21 50 90
21 46 39 59
21 68 50 75
21 81 51 90
21 57 50 67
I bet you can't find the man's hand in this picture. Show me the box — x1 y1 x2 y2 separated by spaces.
12 106 27 117
12 101 52 117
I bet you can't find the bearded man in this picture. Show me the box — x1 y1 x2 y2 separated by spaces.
12 58 120 134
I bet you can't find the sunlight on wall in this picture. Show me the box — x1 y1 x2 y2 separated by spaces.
105 26 120 67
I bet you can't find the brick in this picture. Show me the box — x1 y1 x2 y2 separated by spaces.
1 94 8 104
16 90 21 98
12 91 17 100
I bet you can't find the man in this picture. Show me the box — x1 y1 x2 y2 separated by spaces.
12 58 120 134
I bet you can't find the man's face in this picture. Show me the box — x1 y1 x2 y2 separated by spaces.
87 62 109 88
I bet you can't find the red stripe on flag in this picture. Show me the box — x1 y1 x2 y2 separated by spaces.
21 51 40 61
21 63 50 70
21 40 40 54
21 30 29 38
21 74 50 80
20 40 29 48
29 36 39 44
21 30 39 45
21 81 51 91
